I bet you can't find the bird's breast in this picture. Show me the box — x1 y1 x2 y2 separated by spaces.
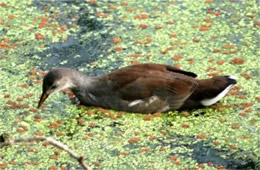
75 91 170 113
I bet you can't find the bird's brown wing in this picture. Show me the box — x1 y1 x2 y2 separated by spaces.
128 63 197 78
104 64 198 109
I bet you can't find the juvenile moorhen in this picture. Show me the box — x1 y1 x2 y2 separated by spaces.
38 63 237 113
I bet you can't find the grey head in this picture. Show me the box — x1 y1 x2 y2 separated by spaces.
37 68 77 108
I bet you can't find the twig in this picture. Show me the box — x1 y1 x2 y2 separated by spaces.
0 137 91 170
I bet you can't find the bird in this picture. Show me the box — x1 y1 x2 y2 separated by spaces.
37 63 237 113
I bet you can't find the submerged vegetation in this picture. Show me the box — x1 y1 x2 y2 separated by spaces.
0 0 259 169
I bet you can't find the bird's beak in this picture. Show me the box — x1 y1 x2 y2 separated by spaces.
37 91 49 109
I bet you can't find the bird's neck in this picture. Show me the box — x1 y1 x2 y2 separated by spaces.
68 69 99 92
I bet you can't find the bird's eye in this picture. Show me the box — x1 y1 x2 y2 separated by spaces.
51 85 57 89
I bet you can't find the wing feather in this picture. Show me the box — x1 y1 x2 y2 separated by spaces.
103 64 198 109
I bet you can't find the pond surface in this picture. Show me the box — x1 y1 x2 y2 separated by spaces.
0 0 259 169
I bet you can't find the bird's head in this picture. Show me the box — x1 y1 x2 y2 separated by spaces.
37 68 75 108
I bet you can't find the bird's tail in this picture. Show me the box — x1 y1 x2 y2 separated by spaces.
181 75 237 109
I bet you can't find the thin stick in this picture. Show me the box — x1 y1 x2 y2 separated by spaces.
0 137 91 170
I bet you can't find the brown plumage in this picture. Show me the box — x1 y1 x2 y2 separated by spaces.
38 63 237 113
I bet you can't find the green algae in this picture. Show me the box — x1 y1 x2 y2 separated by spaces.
0 0 259 169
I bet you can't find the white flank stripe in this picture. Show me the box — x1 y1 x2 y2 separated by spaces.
129 100 144 107
89 93 96 101
201 85 234 106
